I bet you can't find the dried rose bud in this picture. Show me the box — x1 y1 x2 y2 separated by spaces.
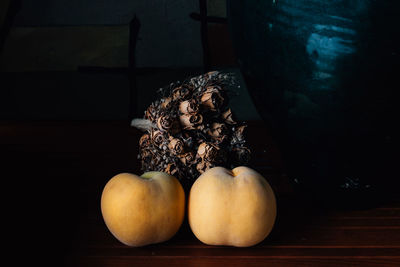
144 105 157 122
172 86 191 100
197 142 219 162
200 86 224 111
139 133 151 148
233 146 251 164
160 97 172 109
208 122 227 142
157 115 179 134
180 114 203 130
151 130 166 147
178 152 195 165
164 163 178 175
179 99 198 114
168 138 185 155
221 108 236 125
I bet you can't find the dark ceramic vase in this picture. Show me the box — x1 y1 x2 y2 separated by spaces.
227 0 399 205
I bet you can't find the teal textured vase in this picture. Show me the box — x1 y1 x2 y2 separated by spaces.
228 0 399 204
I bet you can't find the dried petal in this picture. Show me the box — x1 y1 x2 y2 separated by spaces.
179 99 199 114
221 109 236 125
168 138 185 154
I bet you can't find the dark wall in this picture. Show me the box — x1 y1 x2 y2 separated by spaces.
0 0 260 121
11 0 203 67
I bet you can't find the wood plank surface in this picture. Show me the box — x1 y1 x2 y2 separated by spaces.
1 121 399 267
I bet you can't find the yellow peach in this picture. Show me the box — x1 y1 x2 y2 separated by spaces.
188 166 276 247
101 172 185 247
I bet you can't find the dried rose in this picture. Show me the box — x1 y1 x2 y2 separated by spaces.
151 130 166 147
197 142 219 162
200 86 224 111
157 115 179 134
179 114 203 130
208 122 227 142
178 152 195 165
172 86 191 100
139 133 151 148
164 163 178 175
168 138 185 155
179 99 199 114
221 108 236 125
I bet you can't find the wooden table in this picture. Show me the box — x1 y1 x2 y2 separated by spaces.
2 121 399 266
